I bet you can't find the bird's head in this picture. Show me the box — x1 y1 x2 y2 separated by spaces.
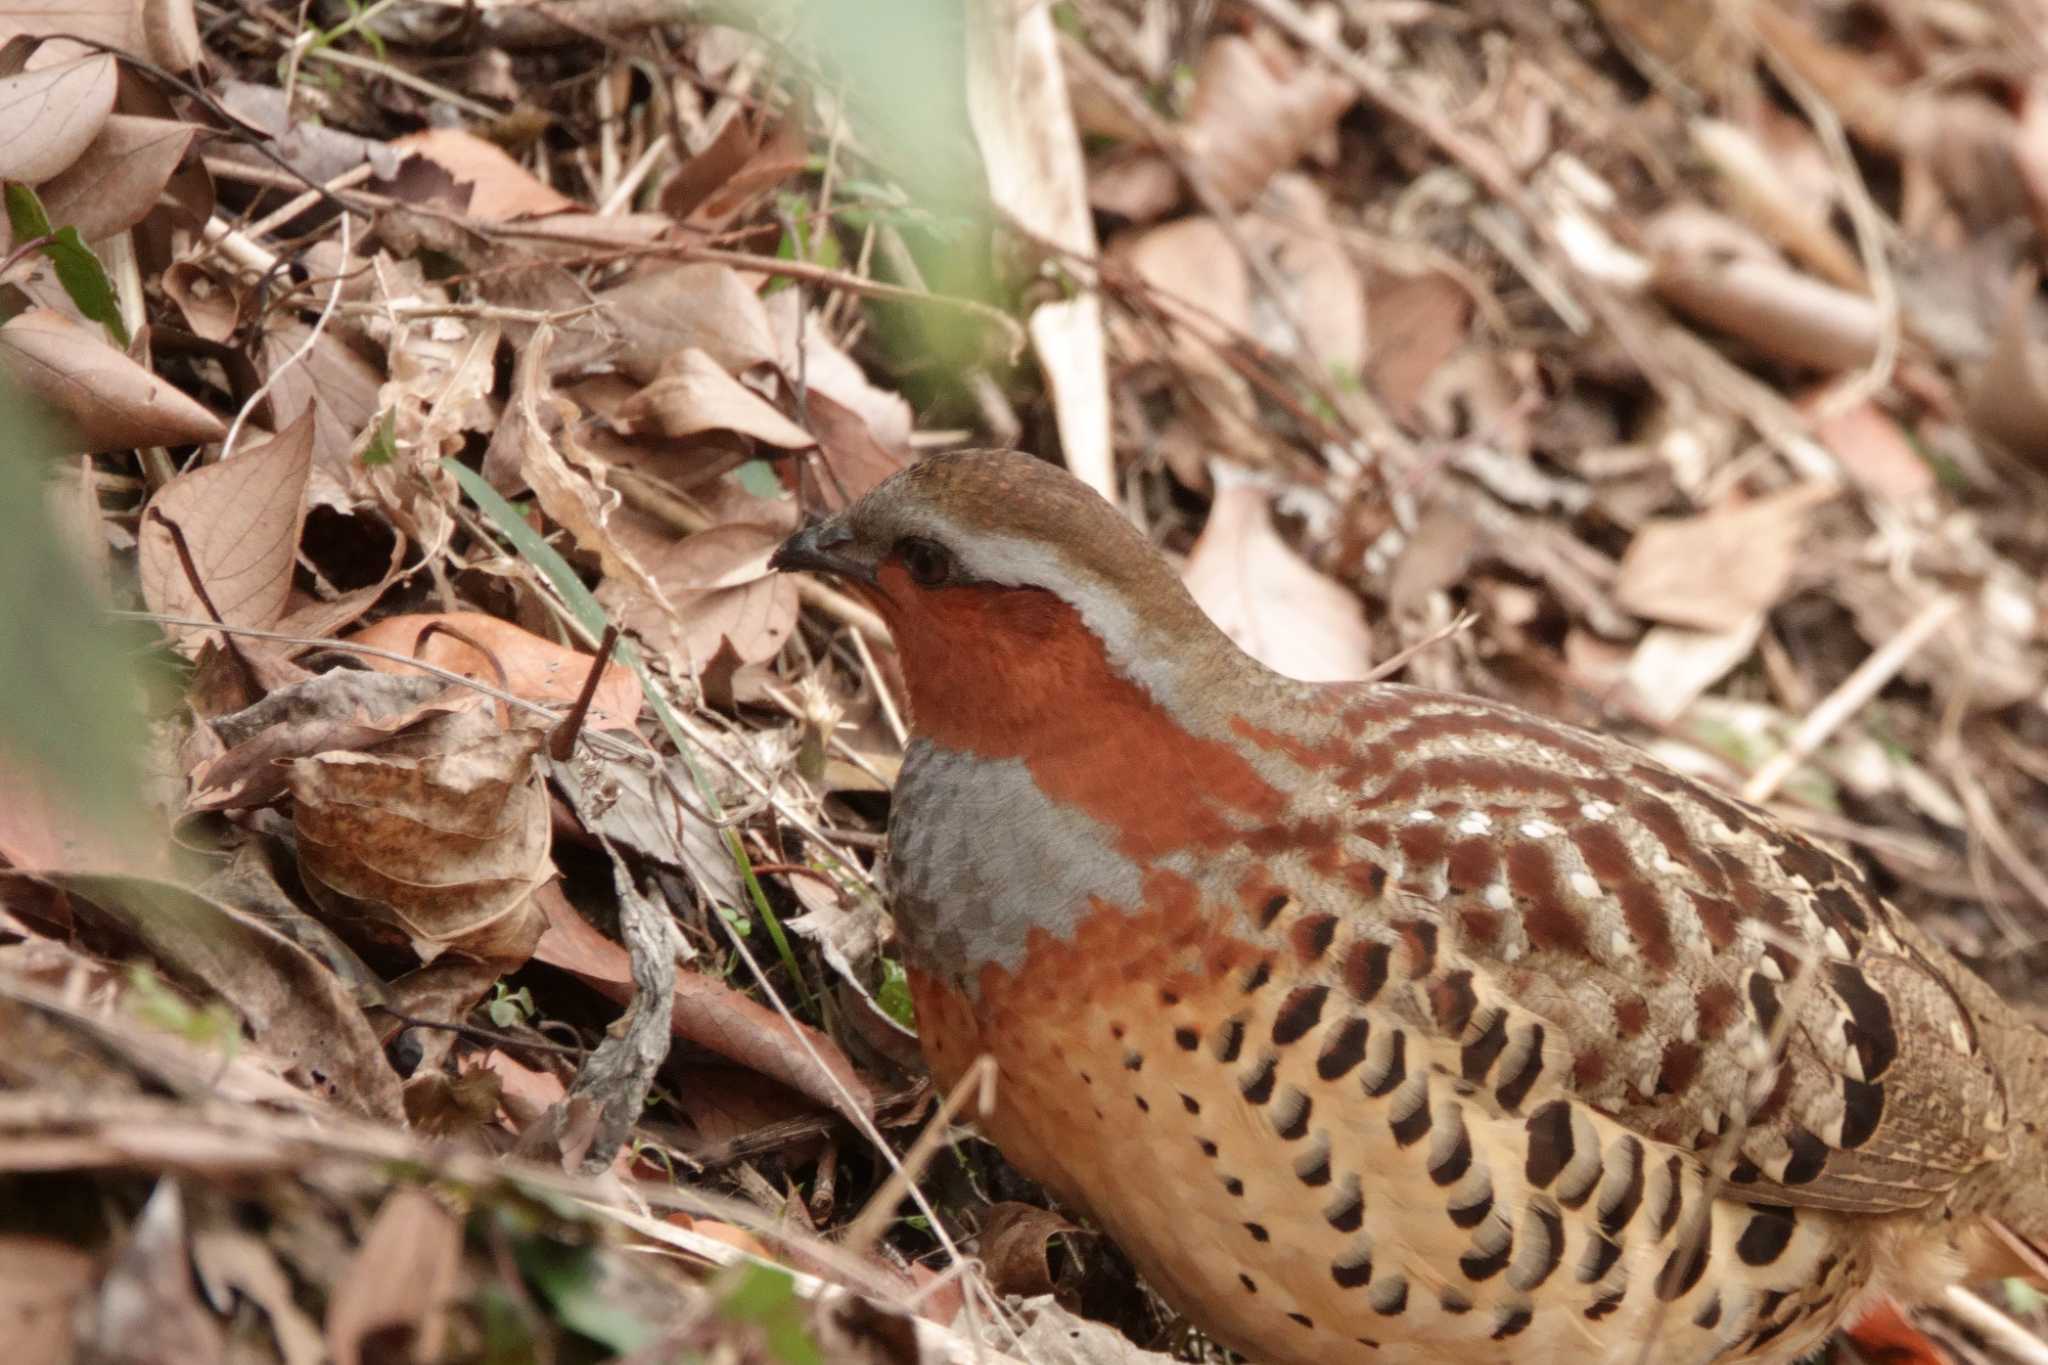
770 451 1252 756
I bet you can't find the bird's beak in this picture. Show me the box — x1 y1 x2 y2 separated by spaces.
770 519 876 585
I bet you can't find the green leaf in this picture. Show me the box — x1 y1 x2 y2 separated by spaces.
734 459 783 500
360 408 398 466
46 228 128 348
3 185 128 347
0 372 149 842
876 956 915 1028
4 182 53 239
514 1239 655 1352
718 1264 822 1365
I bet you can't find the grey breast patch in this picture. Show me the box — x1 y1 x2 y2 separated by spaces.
889 739 1143 985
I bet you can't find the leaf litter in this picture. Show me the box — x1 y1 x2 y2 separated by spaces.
1 0 2048 1361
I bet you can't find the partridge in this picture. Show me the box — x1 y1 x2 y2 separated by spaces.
772 451 2048 1365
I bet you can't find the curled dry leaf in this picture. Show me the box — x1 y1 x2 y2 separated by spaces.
259 319 382 512
1646 206 1881 372
980 1202 1081 1300
598 523 798 671
290 707 552 965
1614 485 1833 633
138 407 313 651
0 307 226 453
8 871 406 1121
493 324 676 615
186 670 467 812
350 611 643 731
1182 472 1373 683
533 884 874 1122
0 53 116 183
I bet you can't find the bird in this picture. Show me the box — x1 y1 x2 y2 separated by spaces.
770 449 2048 1365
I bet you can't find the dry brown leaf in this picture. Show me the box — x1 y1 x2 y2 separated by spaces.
1182 34 1354 209
764 289 913 452
0 307 225 452
1365 268 1474 422
980 1202 1080 1300
161 262 245 343
533 884 873 1121
350 611 643 730
606 263 781 380
801 389 909 509
1182 472 1373 682
599 523 799 671
259 319 382 510
138 408 312 651
188 1227 323 1365
388 127 578 219
1614 485 1833 633
185 670 467 812
352 317 497 553
36 113 197 242
492 325 676 614
0 1235 91 1365
1965 268 2048 468
12 871 406 1121
0 52 115 183
620 346 816 447
1119 216 1250 345
291 708 551 965
1800 392 1935 505
326 1188 459 1365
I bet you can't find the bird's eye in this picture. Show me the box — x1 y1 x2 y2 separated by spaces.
896 536 954 587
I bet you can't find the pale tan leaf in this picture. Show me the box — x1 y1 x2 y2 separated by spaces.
980 1202 1080 1300
0 53 114 182
763 289 913 450
161 262 244 343
0 307 225 452
138 408 312 650
619 346 815 447
85 1182 221 1365
1801 392 1935 505
388 127 578 220
0 0 201 72
605 263 780 380
965 0 1112 496
1182 473 1373 682
259 318 381 511
1615 485 1833 633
